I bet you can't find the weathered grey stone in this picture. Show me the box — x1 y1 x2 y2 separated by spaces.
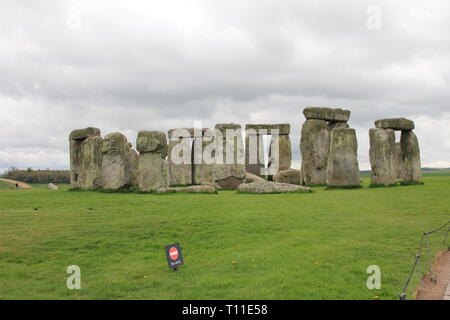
400 130 422 183
101 132 134 190
394 142 403 180
69 127 101 141
129 148 139 187
327 128 360 187
245 124 290 135
77 136 103 190
268 134 292 173
136 153 170 191
136 130 168 157
303 107 351 122
213 124 245 189
375 118 415 131
168 136 192 186
69 127 103 189
237 181 311 194
273 169 302 185
157 185 216 194
300 119 330 186
369 129 397 186
190 129 216 186
192 136 204 185
47 183 59 190
245 134 265 176
244 172 265 183
329 122 350 129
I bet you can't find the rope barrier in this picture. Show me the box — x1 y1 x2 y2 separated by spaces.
399 220 450 300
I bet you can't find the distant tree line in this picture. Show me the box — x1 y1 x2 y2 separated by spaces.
4 168 70 184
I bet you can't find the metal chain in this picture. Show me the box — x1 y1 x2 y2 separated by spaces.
399 221 450 300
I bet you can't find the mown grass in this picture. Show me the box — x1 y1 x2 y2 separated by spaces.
0 175 449 300
0 180 14 189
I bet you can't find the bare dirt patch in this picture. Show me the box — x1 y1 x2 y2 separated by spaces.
0 178 32 189
416 250 450 300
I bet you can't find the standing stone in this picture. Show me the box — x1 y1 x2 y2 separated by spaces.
136 131 169 191
129 147 139 187
101 132 134 190
200 130 215 186
394 142 403 180
369 129 396 186
69 127 103 190
192 135 204 185
300 120 330 185
268 134 292 173
168 130 192 186
213 124 245 189
245 134 265 176
327 128 360 187
400 130 422 183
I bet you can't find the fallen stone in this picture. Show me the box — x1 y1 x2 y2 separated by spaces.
303 107 351 122
375 118 415 131
300 119 330 186
244 172 265 183
237 181 311 194
157 185 216 194
273 169 302 185
327 128 360 187
400 130 422 183
47 183 59 190
369 129 397 186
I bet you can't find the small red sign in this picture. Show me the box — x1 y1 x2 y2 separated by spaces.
169 247 179 260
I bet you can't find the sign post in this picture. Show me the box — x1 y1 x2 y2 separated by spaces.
165 243 184 271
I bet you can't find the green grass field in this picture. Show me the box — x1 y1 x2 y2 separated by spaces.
0 180 14 189
0 174 449 300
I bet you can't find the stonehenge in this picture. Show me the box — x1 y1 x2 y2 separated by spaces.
300 119 330 186
69 127 103 190
101 132 135 190
327 128 361 187
245 124 291 176
300 107 359 187
68 111 421 192
136 130 170 192
369 118 421 186
213 123 246 189
369 128 397 186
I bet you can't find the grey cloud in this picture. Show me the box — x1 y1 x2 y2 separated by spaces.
1 0 450 172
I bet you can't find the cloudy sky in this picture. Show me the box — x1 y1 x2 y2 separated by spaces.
1 0 450 172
